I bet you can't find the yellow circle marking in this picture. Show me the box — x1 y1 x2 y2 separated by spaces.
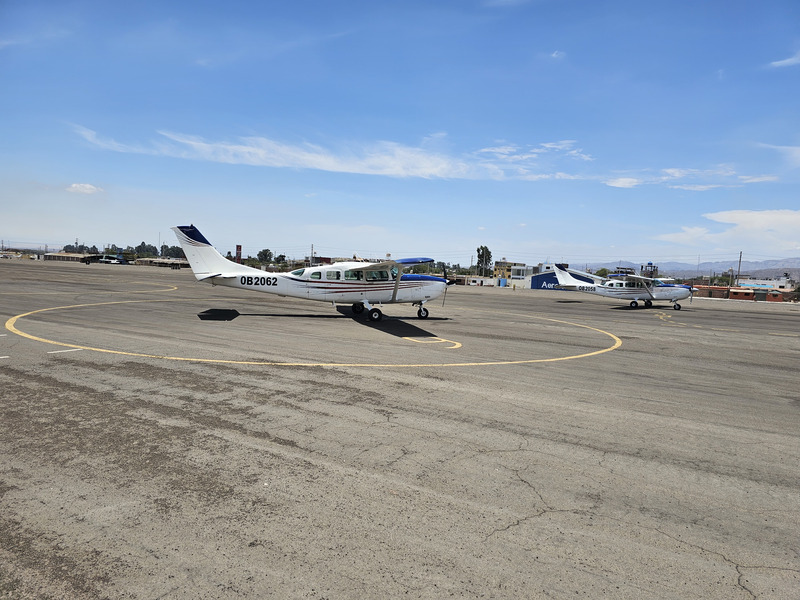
5 299 621 368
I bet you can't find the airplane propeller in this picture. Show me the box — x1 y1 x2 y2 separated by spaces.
441 265 457 306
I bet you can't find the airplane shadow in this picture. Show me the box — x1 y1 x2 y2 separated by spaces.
196 307 445 339
609 305 688 311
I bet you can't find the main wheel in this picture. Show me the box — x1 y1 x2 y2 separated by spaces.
644 300 653 308
352 302 365 314
417 307 429 319
630 300 638 308
368 308 383 322
673 303 682 310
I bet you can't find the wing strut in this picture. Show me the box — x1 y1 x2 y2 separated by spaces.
391 268 402 302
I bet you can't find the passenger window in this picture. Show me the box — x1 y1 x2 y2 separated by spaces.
344 270 363 280
310 271 321 280
326 271 341 280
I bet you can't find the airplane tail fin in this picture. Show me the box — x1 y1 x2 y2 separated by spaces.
172 225 249 281
553 264 585 289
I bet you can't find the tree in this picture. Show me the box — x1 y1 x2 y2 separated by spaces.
476 245 492 277
257 249 274 264
595 268 609 278
161 245 185 259
135 242 159 257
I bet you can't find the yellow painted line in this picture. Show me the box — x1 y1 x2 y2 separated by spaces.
402 337 462 349
5 299 622 368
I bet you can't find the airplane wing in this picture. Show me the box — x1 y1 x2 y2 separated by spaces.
565 267 604 283
622 274 675 283
345 257 434 271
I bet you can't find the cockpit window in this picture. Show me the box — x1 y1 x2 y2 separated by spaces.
291 269 305 277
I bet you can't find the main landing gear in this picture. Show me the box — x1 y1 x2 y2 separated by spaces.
627 299 682 310
629 299 654 309
351 302 430 322
352 302 383 322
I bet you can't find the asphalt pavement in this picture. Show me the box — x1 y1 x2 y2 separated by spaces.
1 259 798 599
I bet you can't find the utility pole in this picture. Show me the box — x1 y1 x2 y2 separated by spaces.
736 251 742 286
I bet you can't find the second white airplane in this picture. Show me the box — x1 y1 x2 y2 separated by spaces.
553 263 695 310
173 224 450 321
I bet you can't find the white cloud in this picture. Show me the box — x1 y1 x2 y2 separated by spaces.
72 126 772 192
77 126 600 181
605 177 640 188
769 51 800 68
656 226 710 245
760 143 800 167
66 183 103 194
668 184 726 191
657 210 800 254
738 175 777 183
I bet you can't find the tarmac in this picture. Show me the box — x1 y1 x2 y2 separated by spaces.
1 259 798 599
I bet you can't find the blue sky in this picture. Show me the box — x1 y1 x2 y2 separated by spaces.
2 0 800 266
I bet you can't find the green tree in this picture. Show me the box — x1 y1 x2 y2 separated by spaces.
257 249 274 263
476 246 492 277
134 242 159 257
161 245 185 259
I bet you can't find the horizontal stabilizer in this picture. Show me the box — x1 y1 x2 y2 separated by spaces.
197 273 239 281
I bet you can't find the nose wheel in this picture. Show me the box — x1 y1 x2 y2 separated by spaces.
417 307 429 319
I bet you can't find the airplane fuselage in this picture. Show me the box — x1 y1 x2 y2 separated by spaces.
209 262 446 306
572 280 692 303
172 224 448 321
552 263 694 309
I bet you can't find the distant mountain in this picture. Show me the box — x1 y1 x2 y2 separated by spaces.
586 258 800 281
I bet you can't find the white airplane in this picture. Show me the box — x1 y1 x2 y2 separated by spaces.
553 263 695 310
172 224 450 322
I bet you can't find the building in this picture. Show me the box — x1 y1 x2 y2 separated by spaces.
735 274 796 291
493 259 525 280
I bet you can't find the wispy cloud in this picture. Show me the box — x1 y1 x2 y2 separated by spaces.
75 126 597 181
605 177 641 188
603 165 774 190
66 183 103 194
769 50 800 68
760 143 800 167
73 125 776 191
657 210 800 253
